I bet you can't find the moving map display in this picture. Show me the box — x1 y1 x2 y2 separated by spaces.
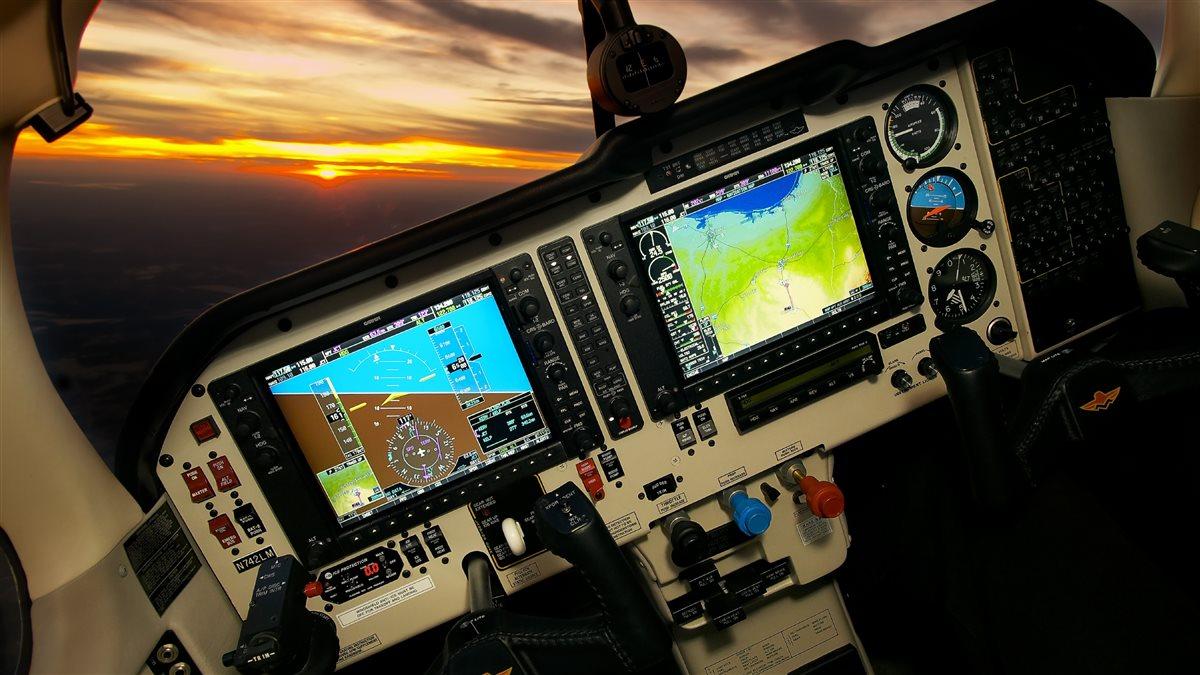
265 284 550 527
630 143 874 379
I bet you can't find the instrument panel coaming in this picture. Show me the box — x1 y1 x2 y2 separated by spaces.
159 50 1026 667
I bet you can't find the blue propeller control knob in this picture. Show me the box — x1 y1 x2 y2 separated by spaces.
729 491 772 537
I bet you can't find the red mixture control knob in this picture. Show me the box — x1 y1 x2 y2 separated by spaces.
303 580 324 598
798 476 845 519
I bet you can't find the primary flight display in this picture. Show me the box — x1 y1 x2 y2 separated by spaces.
631 143 874 379
264 284 550 526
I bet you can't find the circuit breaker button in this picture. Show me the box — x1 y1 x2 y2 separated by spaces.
207 456 241 492
181 467 214 503
209 514 241 549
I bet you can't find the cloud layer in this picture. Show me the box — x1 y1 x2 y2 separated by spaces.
16 0 995 182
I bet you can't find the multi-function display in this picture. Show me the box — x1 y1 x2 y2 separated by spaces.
265 284 551 527
629 143 875 379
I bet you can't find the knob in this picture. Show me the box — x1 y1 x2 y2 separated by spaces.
853 126 872 142
305 540 328 568
532 331 555 355
798 476 845 519
518 296 541 321
973 219 996 237
608 396 632 419
501 517 526 556
607 260 629 281
223 383 242 403
509 267 524 283
253 445 279 468
598 231 613 246
669 518 706 563
917 357 938 379
234 411 261 438
891 369 914 392
869 188 891 208
619 294 641 316
898 286 922 307
986 317 1016 345
548 364 567 382
572 429 599 451
858 157 886 176
727 490 772 537
654 390 678 415
303 580 324 598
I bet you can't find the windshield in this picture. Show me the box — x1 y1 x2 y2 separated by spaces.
9 0 1163 470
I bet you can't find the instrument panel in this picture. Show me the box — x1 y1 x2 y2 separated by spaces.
150 23 1143 665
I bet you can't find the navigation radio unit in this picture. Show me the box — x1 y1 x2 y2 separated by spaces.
209 268 592 568
583 118 921 420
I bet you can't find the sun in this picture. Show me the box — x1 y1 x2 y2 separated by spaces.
317 167 339 180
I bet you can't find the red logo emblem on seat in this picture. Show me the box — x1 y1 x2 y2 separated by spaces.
1080 387 1121 412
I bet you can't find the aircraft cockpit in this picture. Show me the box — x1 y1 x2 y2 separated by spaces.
2 1 1198 673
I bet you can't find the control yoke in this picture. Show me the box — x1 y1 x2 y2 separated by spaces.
429 482 672 675
932 290 1200 517
1137 220 1200 308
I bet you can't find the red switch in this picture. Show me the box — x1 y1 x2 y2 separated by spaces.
181 467 215 503
208 514 241 549
303 580 324 598
189 416 220 444
207 456 241 492
576 458 605 501
798 476 845 519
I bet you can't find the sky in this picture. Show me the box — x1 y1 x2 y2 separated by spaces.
8 0 1165 467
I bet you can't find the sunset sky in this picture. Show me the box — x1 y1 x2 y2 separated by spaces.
8 0 1164 467
15 0 1009 185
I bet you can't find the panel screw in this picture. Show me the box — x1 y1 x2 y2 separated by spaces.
159 454 174 468
156 643 179 664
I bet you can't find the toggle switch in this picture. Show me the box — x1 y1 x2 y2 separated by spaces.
501 517 526 557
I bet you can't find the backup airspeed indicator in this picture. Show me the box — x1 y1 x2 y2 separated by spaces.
885 84 957 168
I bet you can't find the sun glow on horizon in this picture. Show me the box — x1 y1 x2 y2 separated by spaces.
15 124 578 184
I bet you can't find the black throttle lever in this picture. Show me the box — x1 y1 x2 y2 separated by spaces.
534 483 672 671
929 327 1017 516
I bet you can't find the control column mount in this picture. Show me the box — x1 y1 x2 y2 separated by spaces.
494 254 603 455
538 237 643 438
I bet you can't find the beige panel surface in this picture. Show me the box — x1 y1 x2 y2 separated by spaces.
28 499 240 674
1107 96 1200 308
155 52 1023 668
1153 0 1200 97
